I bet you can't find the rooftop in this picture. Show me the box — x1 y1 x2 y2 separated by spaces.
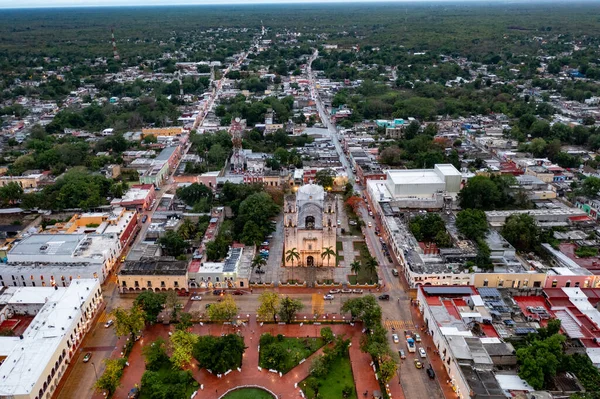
0 279 99 397
120 258 188 276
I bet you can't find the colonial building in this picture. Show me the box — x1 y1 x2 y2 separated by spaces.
283 184 337 268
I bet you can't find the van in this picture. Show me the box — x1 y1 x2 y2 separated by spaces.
391 269 399 277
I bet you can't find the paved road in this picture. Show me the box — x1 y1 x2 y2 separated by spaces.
307 48 444 399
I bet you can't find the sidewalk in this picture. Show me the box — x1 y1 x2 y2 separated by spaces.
104 319 383 399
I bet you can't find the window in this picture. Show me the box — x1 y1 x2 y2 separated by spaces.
533 281 541 288
308 244 312 250
174 281 179 287
523 279 529 287
32 282 35 287
575 282 580 288
11 276 15 281
122 281 127 287
552 280 558 288
147 281 152 288
40 275 44 281
498 279 504 287
30 275 34 280
161 281 165 287
21 275 24 281
565 281 571 287
134 281 139 288
215 277 219 282
240 281 244 287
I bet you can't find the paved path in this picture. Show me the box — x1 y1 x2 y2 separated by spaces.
96 318 389 399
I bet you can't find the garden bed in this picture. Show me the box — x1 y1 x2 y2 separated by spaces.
222 387 275 399
259 334 324 374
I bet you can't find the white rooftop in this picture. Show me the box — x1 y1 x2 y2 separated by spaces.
0 279 99 396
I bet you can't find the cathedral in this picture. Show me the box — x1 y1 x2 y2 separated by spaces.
283 184 337 268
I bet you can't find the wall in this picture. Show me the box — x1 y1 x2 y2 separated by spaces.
118 274 188 292
471 272 547 289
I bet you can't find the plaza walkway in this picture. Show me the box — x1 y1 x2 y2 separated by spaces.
93 317 401 399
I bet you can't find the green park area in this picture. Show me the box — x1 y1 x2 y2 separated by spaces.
348 241 378 284
259 333 324 374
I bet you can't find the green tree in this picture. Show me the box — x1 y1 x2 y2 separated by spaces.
207 294 238 322
456 209 489 240
278 296 304 324
176 312 193 331
579 176 600 198
94 358 126 395
320 327 335 343
157 231 189 257
170 330 198 369
177 218 198 240
458 175 502 210
0 182 23 206
350 260 361 276
142 337 169 371
341 295 382 330
363 255 378 282
501 213 540 253
285 247 300 281
314 168 335 189
176 183 212 207
321 246 336 267
193 334 245 373
134 291 166 324
378 354 398 383
111 306 145 343
257 291 280 322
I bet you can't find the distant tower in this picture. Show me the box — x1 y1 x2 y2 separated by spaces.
230 117 244 172
111 28 120 61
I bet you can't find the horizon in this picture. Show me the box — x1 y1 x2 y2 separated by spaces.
0 0 594 9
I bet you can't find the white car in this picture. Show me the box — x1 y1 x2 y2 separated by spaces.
324 294 334 300
419 347 427 358
191 296 202 301
329 289 340 294
392 334 399 343
368 222 372 227
104 320 114 328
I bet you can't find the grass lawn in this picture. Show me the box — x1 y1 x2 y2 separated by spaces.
222 388 275 399
349 241 377 284
139 366 198 399
299 355 357 399
259 336 324 374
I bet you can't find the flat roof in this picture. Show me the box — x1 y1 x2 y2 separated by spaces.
387 169 443 186
120 258 188 276
0 279 99 396
9 234 84 257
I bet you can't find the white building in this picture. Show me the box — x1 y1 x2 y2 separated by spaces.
367 164 461 210
0 279 102 399
2 234 120 287
284 184 337 268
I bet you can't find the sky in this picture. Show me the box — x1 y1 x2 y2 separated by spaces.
0 0 563 9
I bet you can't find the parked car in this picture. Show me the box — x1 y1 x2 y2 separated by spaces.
398 349 406 359
191 296 202 301
414 359 423 369
83 352 92 363
232 290 244 295
419 347 427 358
392 334 399 343
104 320 114 328
213 289 223 296
391 269 399 277
378 294 390 300
324 294 334 300
141 215 148 223
427 365 436 379
352 289 363 294
367 222 372 227
341 288 352 294
329 289 340 294
177 290 189 296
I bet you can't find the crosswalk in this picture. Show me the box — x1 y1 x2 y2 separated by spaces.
384 320 415 331
312 293 324 315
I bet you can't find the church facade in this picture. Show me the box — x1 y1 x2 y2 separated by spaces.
283 184 337 268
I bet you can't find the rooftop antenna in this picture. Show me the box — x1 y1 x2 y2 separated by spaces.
111 27 120 61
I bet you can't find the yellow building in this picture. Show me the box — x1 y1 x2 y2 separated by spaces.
118 259 189 293
0 174 44 189
141 127 183 138
471 272 546 289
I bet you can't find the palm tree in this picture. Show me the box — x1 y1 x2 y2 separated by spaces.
177 219 196 240
285 247 300 283
321 246 336 267
251 255 267 282
364 256 378 284
350 260 361 277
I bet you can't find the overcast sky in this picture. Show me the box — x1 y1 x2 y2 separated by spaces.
0 0 554 9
